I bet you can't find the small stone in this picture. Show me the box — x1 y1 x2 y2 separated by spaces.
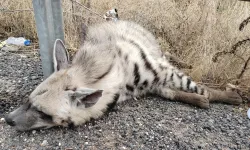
0 118 5 123
32 130 36 134
41 140 48 146
19 54 27 58
208 119 214 123
31 76 38 80
58 142 61 146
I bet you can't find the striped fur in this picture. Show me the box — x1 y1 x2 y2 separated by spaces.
5 20 242 131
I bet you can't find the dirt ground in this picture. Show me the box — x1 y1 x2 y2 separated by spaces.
0 48 249 149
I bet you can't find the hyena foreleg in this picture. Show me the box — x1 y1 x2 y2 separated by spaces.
158 88 210 108
205 85 242 105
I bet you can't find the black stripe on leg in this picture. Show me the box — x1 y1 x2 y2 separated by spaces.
142 80 148 87
187 78 191 90
177 73 184 90
194 86 198 93
200 87 204 95
133 63 140 86
126 84 134 92
107 93 120 111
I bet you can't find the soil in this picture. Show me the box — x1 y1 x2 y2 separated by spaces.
0 48 249 149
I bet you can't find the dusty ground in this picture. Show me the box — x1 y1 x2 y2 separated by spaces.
0 48 249 150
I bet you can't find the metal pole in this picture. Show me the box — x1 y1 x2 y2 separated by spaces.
32 0 65 78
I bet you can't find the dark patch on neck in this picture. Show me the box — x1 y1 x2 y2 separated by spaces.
107 93 120 111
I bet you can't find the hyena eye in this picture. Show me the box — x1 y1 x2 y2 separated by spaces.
64 87 77 91
37 89 48 96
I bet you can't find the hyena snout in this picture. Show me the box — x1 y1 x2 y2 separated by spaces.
5 114 16 126
4 103 45 131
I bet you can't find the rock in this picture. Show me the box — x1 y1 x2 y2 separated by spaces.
0 118 5 123
32 130 36 134
41 140 48 146
31 76 38 80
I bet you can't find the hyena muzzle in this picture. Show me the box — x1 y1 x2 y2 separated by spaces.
4 19 242 131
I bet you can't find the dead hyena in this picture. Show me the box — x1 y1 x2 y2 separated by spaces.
5 20 242 131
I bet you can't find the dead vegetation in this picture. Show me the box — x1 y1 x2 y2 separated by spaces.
0 0 250 89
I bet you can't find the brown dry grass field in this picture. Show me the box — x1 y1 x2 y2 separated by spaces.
0 0 250 91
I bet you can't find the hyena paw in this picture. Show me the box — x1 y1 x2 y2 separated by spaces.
226 83 239 92
224 91 242 105
196 96 209 109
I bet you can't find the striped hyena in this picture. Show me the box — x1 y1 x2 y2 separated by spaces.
5 18 242 131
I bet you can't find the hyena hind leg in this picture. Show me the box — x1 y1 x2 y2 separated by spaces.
206 86 242 105
157 88 210 108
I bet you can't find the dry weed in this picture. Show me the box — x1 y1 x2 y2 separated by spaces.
0 0 249 87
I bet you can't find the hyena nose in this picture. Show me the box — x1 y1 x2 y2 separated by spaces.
5 115 16 126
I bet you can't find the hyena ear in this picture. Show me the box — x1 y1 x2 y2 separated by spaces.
80 23 88 44
69 88 103 108
53 39 69 72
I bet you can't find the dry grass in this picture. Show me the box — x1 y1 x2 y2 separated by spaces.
0 0 250 87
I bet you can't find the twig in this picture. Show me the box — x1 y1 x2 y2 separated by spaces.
239 16 250 31
70 0 103 18
0 8 33 13
212 38 250 62
237 56 250 80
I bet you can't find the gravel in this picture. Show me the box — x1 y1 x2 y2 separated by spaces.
0 49 250 149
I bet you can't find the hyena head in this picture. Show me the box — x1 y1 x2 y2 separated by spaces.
5 39 103 131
